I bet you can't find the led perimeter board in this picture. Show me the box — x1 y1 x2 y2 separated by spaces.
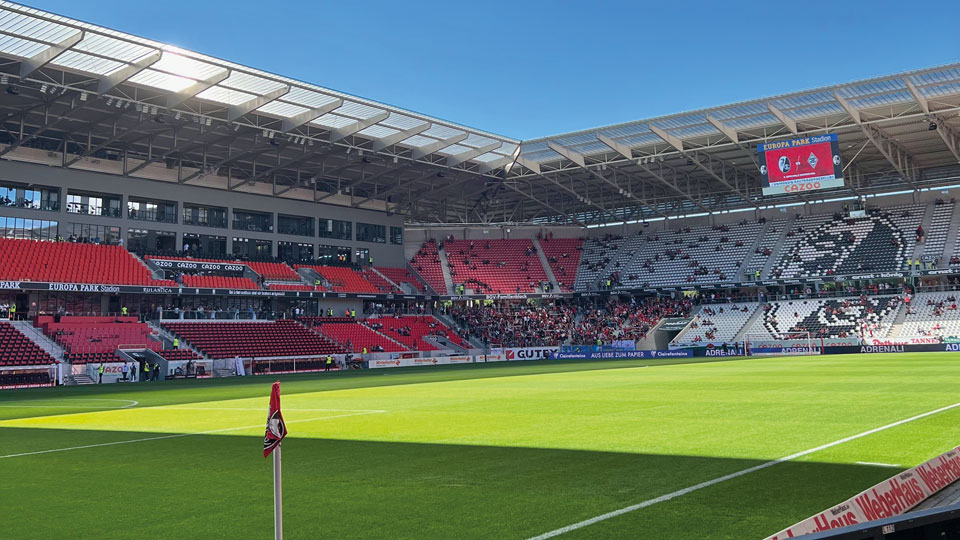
758 134 844 195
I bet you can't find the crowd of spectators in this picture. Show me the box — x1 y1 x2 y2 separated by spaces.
450 298 692 347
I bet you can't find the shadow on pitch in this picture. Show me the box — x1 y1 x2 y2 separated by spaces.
0 427 903 540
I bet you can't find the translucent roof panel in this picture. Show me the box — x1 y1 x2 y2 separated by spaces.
439 144 470 156
0 10 75 43
0 34 47 58
380 114 428 131
281 87 341 108
422 125 465 139
71 33 155 63
219 71 287 96
195 86 257 106
336 101 386 120
255 101 310 118
50 50 124 75
309 113 355 130
399 135 438 148
127 69 196 92
151 50 224 81
356 125 399 139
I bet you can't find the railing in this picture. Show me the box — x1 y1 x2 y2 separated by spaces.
182 217 227 228
66 203 121 217
128 209 178 223
157 310 277 321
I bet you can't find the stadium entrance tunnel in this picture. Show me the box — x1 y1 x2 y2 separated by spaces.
0 428 909 540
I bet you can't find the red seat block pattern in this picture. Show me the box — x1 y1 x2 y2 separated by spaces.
181 275 260 290
359 268 401 293
294 265 379 293
409 240 447 293
445 239 548 294
266 283 323 292
0 322 55 366
162 320 345 359
312 321 405 353
245 261 300 281
38 317 161 364
376 266 429 293
539 238 583 292
371 316 468 351
0 238 175 286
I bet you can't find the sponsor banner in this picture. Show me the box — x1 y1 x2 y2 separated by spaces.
150 259 246 272
689 347 746 357
366 356 476 369
866 337 942 346
484 353 506 362
0 383 55 390
554 350 693 360
758 134 844 196
659 318 693 332
85 362 136 383
824 344 952 355
503 347 560 361
764 445 960 540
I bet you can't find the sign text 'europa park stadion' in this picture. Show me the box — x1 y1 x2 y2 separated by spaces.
758 133 844 196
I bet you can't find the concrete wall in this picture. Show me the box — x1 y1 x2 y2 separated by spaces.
0 160 406 266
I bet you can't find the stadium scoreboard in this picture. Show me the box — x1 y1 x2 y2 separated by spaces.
758 133 843 195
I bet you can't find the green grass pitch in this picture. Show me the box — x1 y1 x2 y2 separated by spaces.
2 353 960 539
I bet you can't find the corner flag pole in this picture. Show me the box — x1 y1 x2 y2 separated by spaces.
264 381 287 540
274 444 283 540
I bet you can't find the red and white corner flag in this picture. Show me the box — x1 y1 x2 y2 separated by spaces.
264 381 287 540
263 381 287 457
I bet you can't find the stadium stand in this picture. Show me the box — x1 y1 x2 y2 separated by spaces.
755 296 901 339
295 265 379 293
309 320 405 353
0 322 55 365
900 293 960 340
923 200 955 263
359 267 401 294
538 237 583 291
181 275 260 290
409 240 447 293
245 261 300 281
368 315 468 350
672 303 760 345
745 218 786 278
0 239 177 286
445 239 548 294
375 266 430 293
772 207 920 278
156 349 203 362
162 320 344 359
621 221 764 287
36 316 161 364
575 234 643 291
266 283 322 292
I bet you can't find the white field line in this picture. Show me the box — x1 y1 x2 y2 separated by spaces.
856 461 902 468
0 410 385 460
0 398 139 409
527 400 960 540
151 406 386 413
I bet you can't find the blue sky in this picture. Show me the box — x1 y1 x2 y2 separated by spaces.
26 0 960 140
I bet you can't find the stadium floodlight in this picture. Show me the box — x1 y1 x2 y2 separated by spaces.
39 84 47 93
105 97 113 107
0 75 7 85
79 92 87 101
174 111 181 120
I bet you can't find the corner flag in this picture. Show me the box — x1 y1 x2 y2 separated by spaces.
263 381 287 457
264 381 287 540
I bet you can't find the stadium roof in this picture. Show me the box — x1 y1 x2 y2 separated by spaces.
0 1 957 226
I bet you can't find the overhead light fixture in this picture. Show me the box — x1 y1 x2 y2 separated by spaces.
115 99 123 108
5 86 19 95
40 84 47 93
268 131 275 139
392 155 398 163
0 75 7 85
174 111 181 120
929 122 938 131
205 118 211 126
105 98 114 107
234 125 240 132
79 92 87 102
150 106 158 115
262 129 269 137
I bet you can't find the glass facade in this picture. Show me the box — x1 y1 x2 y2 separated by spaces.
317 244 352 265
390 226 403 245
357 222 386 243
318 218 351 240
233 209 273 233
232 237 272 258
127 228 176 252
278 241 313 262
66 223 121 245
183 233 227 256
66 191 122 218
278 214 314 237
183 204 227 228
128 199 177 223
0 182 59 211
0 216 58 240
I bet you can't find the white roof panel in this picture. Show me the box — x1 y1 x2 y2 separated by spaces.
127 68 195 92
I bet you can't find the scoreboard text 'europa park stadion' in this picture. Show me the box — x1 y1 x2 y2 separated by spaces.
758 133 844 195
